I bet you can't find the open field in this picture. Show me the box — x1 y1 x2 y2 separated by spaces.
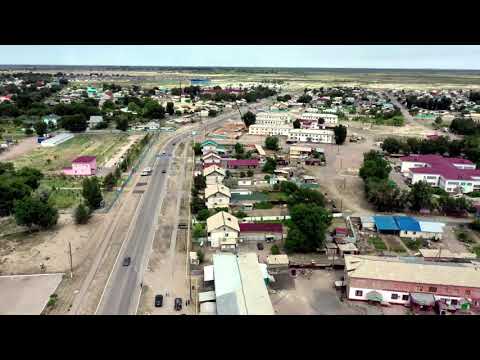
12 133 130 173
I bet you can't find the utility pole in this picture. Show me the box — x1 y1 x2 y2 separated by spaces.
68 241 73 279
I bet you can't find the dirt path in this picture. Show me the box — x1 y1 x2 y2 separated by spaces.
0 137 38 162
103 135 142 168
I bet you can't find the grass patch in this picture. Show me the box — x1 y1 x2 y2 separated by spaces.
266 192 289 201
368 236 387 251
402 238 427 251
253 201 274 210
468 191 480 198
12 133 129 172
473 245 480 258
48 189 83 209
456 231 474 244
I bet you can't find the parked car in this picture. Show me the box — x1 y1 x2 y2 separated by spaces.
257 243 264 250
154 294 163 307
141 167 152 176
162 169 166 174
122 257 131 266
174 297 182 311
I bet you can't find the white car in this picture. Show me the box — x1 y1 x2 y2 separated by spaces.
141 167 152 176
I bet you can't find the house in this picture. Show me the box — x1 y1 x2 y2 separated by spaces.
203 165 226 185
202 152 222 166
239 223 283 242
88 116 104 129
227 159 259 169
287 129 335 144
344 255 480 310
400 154 480 193
43 114 60 127
205 184 231 209
212 253 274 315
373 215 445 239
87 87 97 97
206 211 240 250
63 156 97 176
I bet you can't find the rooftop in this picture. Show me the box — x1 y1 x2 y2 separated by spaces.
205 184 231 199
401 154 479 181
266 254 289 266
239 223 283 233
227 159 259 166
345 255 480 288
206 211 239 232
418 248 477 260
203 165 226 177
72 155 96 163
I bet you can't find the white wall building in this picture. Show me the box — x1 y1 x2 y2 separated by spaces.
255 111 292 125
203 165 226 185
298 113 338 127
205 184 231 209
288 129 335 144
248 124 292 136
203 152 222 166
206 211 240 249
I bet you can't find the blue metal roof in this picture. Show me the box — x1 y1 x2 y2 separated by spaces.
394 216 421 232
373 216 399 231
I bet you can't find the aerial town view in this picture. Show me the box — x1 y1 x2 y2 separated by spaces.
1 45 480 316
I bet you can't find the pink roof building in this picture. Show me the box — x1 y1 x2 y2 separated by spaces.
227 159 259 169
63 156 97 176
239 223 283 233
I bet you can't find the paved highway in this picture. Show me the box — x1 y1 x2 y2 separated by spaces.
96 100 269 315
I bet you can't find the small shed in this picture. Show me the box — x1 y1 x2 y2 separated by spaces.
198 290 216 303
190 252 199 265
203 265 214 283
418 221 445 240
360 216 375 230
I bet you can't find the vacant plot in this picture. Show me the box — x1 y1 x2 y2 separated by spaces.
368 236 387 251
12 133 130 173
0 273 63 315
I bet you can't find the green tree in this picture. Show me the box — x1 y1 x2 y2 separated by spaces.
265 136 279 150
193 143 202 156
14 196 59 229
115 116 129 131
74 203 91 224
143 100 165 119
262 157 277 173
408 181 434 211
280 181 299 195
247 169 254 177
16 167 44 190
34 121 48 136
287 188 325 208
82 177 103 210
235 143 244 155
0 181 32 216
241 111 256 127
103 173 117 191
196 208 211 221
0 162 15 175
297 94 312 104
334 125 347 145
359 151 391 181
208 109 217 117
166 102 175 115
193 174 206 190
293 119 301 129
59 114 88 132
434 116 443 126
381 137 403 154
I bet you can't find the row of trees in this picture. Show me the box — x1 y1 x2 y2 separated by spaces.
449 117 480 135
359 150 473 214
380 135 480 165
405 95 452 111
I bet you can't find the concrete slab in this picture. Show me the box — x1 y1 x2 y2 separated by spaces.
0 273 64 315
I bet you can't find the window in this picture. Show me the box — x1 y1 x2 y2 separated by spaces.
465 290 471 296
428 287 437 293
355 290 363 297
391 294 399 300
402 295 409 301
451 299 458 306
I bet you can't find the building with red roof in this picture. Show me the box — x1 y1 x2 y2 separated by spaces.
400 154 480 193
227 159 259 169
63 156 97 176
239 223 284 241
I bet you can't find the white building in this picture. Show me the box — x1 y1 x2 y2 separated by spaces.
255 111 292 125
288 129 335 144
203 165 226 185
205 184 231 209
298 113 338 127
202 152 222 166
206 211 240 250
248 124 292 136
88 116 103 128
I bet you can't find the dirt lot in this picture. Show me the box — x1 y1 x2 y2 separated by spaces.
0 136 38 162
0 273 63 315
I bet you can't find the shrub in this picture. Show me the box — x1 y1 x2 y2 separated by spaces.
197 249 205 263
74 203 91 224
196 208 210 221
271 244 280 255
471 220 480 231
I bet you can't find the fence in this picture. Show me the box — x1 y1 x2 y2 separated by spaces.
241 215 291 223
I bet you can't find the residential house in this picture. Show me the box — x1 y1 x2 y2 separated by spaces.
63 156 97 176
206 211 240 250
227 159 259 169
203 165 226 185
205 184 231 209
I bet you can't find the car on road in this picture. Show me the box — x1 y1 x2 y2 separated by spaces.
161 169 166 174
154 294 163 307
174 298 182 311
141 167 152 176
122 257 131 267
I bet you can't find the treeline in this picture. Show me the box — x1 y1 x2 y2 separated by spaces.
381 135 480 165
359 150 473 215
449 117 480 136
405 95 452 111
468 91 480 103
277 94 291 102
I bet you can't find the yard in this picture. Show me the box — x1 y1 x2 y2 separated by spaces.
12 133 130 173
368 235 387 251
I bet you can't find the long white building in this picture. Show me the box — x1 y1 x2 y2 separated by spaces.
248 124 293 136
255 111 292 125
297 113 338 127
288 129 335 144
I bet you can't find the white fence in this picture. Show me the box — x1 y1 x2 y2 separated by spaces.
241 215 290 223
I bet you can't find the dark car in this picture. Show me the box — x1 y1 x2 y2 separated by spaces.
174 297 182 311
257 243 264 250
122 257 131 266
161 169 166 174
154 294 163 308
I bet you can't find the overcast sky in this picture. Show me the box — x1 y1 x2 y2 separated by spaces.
1 45 480 69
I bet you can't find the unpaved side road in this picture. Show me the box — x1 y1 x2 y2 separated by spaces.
0 137 38 162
